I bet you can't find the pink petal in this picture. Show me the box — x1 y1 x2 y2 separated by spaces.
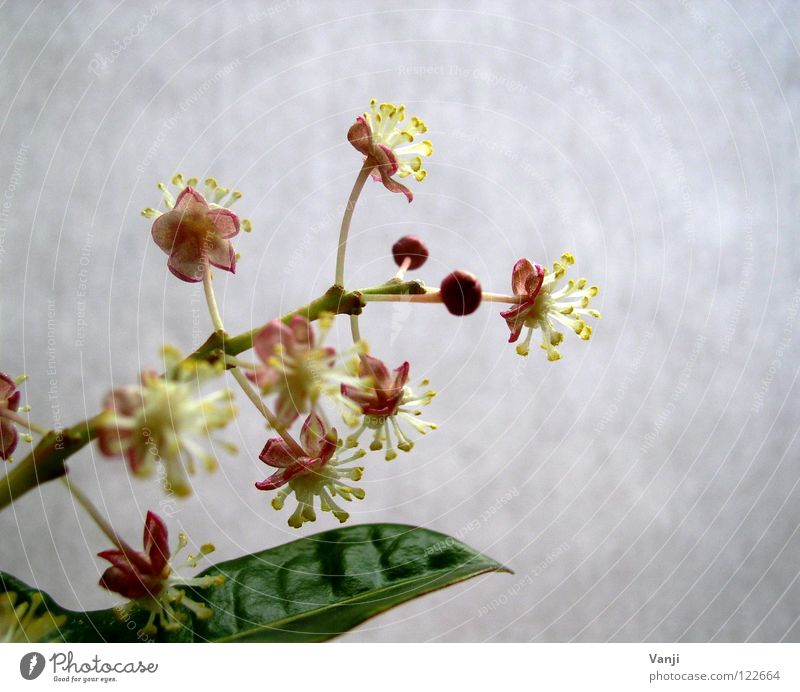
341 383 377 410
151 212 179 257
274 392 302 429
259 437 298 468
359 354 391 389
0 420 18 459
253 320 295 366
98 547 151 577
300 413 327 454
174 186 209 211
167 250 205 283
391 361 411 391
103 387 142 417
347 117 373 157
143 511 170 573
245 365 279 392
96 427 132 458
500 303 530 343
255 469 290 491
208 208 240 239
317 429 337 464
0 372 17 401
99 565 163 600
206 238 236 274
288 316 314 348
511 259 535 296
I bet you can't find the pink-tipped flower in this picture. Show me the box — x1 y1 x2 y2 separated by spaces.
98 511 223 634
96 354 237 497
143 174 252 283
500 253 601 360
246 314 367 429
0 372 21 460
339 355 436 461
257 413 367 528
348 100 433 203
441 270 483 316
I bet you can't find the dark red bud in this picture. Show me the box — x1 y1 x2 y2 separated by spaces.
440 270 482 316
392 235 429 270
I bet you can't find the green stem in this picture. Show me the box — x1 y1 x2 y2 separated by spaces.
334 164 370 288
0 415 103 511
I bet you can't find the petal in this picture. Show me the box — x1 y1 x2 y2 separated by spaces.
103 387 143 417
391 361 411 391
0 372 17 401
358 354 391 388
150 210 181 255
347 117 373 157
274 392 302 429
259 437 297 468
174 186 209 211
318 427 338 463
143 511 170 573
300 413 328 455
340 383 377 410
0 420 18 459
167 250 205 283
245 365 279 392
206 238 236 274
511 259 535 296
96 427 132 458
255 469 290 491
97 547 151 576
288 316 314 348
253 320 295 365
99 566 163 600
376 164 413 202
207 207 240 239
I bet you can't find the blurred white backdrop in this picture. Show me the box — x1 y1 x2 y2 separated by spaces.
1 0 799 642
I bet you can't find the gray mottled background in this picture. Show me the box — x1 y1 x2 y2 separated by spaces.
0 0 798 642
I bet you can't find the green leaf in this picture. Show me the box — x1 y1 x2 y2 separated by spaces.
190 523 510 642
0 524 509 642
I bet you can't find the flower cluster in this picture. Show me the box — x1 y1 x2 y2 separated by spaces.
98 511 223 635
97 354 237 497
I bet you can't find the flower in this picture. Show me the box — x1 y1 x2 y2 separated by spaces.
440 270 483 316
348 100 433 202
98 511 224 635
246 314 367 428
142 174 252 283
340 355 437 460
0 591 66 643
97 355 237 496
257 413 366 528
392 235 429 270
500 253 600 360
0 372 22 460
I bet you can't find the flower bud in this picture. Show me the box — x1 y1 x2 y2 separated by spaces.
392 235 429 270
440 270 482 316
